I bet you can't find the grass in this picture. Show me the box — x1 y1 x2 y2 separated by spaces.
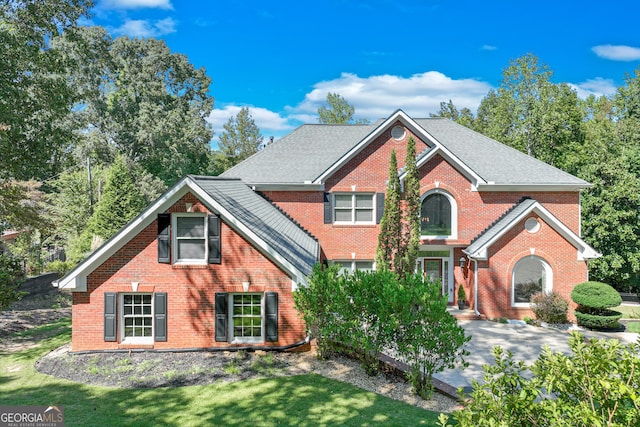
625 322 640 333
0 319 444 426
613 304 640 319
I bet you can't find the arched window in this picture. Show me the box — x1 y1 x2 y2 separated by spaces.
512 256 552 306
421 192 456 238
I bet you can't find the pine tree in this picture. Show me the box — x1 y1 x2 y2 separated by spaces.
87 155 146 241
376 150 403 272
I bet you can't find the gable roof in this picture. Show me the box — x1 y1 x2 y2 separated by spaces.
54 176 319 291
222 110 589 191
463 197 600 261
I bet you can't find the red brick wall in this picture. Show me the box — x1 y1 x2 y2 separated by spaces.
262 123 586 321
71 193 306 352
474 214 587 321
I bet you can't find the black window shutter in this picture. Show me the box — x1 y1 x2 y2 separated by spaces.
323 193 332 224
208 214 221 264
104 292 117 342
265 292 278 342
215 292 228 342
157 213 171 264
154 292 167 342
376 193 385 224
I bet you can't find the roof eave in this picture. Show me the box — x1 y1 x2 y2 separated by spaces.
474 183 592 192
248 183 325 192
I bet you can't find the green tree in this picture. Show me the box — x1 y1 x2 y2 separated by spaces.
317 92 369 124
401 137 421 277
0 0 93 182
430 100 476 129
475 54 584 169
56 26 214 185
218 107 264 168
85 155 146 244
0 255 24 310
376 150 403 272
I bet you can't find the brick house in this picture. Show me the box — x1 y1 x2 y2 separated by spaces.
56 109 599 351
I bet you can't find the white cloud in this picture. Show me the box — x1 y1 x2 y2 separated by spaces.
481 45 497 51
592 44 640 61
569 77 618 99
101 0 173 10
206 106 294 148
112 17 176 37
288 71 493 122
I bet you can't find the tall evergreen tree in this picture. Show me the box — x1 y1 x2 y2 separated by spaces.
376 150 403 272
86 155 146 241
218 107 264 169
401 137 421 277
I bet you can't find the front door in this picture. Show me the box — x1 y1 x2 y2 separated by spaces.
419 257 453 303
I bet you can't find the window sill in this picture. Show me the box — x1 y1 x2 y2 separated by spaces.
332 224 377 228
120 338 154 346
231 338 264 345
172 263 209 269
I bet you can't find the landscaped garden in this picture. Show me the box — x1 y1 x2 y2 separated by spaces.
0 318 448 426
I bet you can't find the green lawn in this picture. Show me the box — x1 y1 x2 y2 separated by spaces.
0 319 443 426
613 304 640 319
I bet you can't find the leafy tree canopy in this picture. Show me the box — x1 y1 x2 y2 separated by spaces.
218 107 263 169
318 92 369 124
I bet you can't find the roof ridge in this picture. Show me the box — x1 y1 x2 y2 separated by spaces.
255 191 319 242
469 197 534 245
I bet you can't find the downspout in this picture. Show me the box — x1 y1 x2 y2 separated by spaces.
472 259 482 318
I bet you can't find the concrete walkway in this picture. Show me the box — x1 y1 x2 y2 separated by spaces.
433 319 639 393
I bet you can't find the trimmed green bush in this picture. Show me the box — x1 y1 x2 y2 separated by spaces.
571 281 621 309
571 281 623 330
530 291 568 324
575 308 622 330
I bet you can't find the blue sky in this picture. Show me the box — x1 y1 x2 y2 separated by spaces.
88 0 640 146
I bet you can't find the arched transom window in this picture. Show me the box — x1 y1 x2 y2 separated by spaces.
512 256 552 306
420 192 456 238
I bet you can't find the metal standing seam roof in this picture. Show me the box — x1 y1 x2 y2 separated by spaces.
465 197 539 256
189 176 319 276
222 115 589 188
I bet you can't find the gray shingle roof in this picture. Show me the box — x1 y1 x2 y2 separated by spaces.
222 114 588 188
190 176 319 276
221 122 382 184
414 119 588 186
465 197 538 257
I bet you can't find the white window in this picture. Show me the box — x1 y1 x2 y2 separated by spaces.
121 293 153 344
173 214 207 263
231 293 263 343
420 190 457 239
512 256 552 307
333 260 375 275
334 193 375 224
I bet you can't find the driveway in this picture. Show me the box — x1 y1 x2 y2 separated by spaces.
434 320 639 392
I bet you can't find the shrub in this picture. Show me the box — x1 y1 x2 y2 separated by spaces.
575 308 622 330
571 281 622 330
571 281 621 309
439 332 640 427
45 260 76 276
0 254 25 310
530 291 568 324
295 265 469 397
457 284 466 302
